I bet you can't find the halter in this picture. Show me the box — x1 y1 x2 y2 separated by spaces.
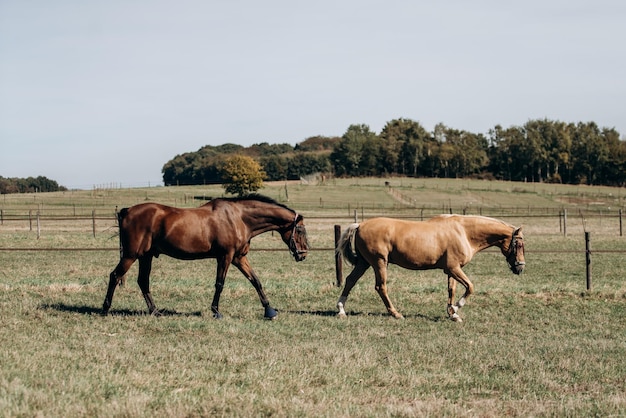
288 213 308 257
508 231 525 267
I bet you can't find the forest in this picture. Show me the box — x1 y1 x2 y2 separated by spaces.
0 176 66 194
161 118 626 187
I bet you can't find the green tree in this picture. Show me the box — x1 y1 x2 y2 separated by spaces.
601 128 626 186
432 124 488 178
571 122 609 185
260 155 288 181
380 118 431 176
295 136 341 152
330 124 379 176
0 176 65 193
220 155 266 196
488 125 530 181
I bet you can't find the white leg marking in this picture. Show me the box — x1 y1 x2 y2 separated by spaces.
447 304 462 321
457 297 466 308
337 296 347 317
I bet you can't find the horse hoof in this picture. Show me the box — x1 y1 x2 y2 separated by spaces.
213 311 223 319
449 314 463 322
337 312 347 319
264 306 278 319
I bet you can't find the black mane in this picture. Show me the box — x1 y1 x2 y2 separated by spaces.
214 194 295 213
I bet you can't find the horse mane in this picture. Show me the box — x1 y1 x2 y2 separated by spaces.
435 214 514 229
208 194 295 213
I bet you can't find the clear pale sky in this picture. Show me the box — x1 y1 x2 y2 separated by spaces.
1 1 624 189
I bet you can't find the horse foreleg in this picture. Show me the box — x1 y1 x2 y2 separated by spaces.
446 268 474 322
447 276 461 321
137 256 159 315
337 259 370 317
102 257 135 315
373 259 403 319
210 256 231 319
233 255 277 320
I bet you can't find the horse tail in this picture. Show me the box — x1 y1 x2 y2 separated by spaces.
116 208 129 252
116 207 129 286
336 223 361 271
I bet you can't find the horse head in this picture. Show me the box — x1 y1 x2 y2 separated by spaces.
283 214 309 262
506 226 525 275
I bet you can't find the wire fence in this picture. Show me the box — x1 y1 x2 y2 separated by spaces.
0 207 624 238
2 207 626 290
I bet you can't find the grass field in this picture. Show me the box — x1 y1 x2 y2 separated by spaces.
1 179 626 417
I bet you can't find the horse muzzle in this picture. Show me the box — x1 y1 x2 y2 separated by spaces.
292 250 307 262
511 261 525 275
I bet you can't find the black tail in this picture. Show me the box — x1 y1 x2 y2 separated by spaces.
115 208 129 286
116 208 129 258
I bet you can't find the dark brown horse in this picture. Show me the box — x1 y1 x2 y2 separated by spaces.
336 215 525 322
102 194 309 319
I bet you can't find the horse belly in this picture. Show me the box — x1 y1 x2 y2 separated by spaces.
389 250 441 270
157 226 217 260
388 236 445 270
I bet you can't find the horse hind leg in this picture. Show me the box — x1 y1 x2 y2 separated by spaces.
137 255 159 315
373 258 403 319
102 257 135 315
210 256 232 319
337 259 370 317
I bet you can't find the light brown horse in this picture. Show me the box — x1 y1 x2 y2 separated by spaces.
102 194 309 319
336 215 525 321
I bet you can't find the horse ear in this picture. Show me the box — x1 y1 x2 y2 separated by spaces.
514 226 523 235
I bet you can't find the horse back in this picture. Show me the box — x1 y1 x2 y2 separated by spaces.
356 217 472 270
118 202 238 259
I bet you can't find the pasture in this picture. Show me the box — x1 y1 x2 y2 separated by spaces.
1 178 626 417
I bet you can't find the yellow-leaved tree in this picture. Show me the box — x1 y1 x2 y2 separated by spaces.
220 155 266 196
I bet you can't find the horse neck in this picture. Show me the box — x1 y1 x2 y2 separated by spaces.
465 218 513 252
240 204 295 237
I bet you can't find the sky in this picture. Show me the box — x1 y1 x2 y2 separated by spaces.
1 0 624 189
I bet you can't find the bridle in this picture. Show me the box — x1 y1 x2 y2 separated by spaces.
508 231 525 268
288 213 308 258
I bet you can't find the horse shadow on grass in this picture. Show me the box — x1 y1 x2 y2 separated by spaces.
40 303 202 317
285 309 443 322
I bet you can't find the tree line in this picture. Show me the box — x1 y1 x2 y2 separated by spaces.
0 176 66 194
162 118 625 187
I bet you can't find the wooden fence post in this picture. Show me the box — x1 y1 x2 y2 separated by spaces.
92 210 96 238
36 211 41 239
563 209 567 236
585 232 591 291
619 209 623 237
334 225 343 287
